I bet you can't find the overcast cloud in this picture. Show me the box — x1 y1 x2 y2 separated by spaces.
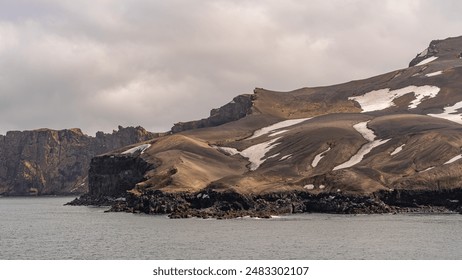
1 0 462 135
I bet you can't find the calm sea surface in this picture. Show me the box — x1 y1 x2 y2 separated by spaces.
0 196 461 260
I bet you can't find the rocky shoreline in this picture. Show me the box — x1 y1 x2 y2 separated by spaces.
67 188 462 219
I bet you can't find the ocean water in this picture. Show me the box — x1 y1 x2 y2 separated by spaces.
0 196 461 260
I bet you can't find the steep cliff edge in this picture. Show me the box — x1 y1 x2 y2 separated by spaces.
171 94 253 133
0 126 159 195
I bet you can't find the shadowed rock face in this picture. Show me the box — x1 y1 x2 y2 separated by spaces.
409 36 462 67
0 126 159 195
88 155 158 197
68 35 462 216
171 94 253 133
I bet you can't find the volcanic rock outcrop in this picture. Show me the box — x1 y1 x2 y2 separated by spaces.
74 36 462 217
0 126 159 195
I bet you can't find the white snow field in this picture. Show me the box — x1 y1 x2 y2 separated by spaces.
349 85 441 112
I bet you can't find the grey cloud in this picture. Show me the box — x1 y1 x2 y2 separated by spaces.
1 0 462 135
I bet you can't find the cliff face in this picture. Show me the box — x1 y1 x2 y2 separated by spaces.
171 94 253 133
88 154 157 197
0 126 158 195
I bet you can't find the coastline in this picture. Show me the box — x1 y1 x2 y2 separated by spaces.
67 188 462 219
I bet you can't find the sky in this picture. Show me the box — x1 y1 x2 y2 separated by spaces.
1 0 462 135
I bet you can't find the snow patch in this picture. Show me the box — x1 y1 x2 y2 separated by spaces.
418 48 429 58
444 154 462 165
311 147 331 167
304 184 315 190
425 71 443 77
349 85 440 112
428 101 462 124
214 138 281 171
390 144 405 156
214 146 240 156
241 138 281 170
333 139 390 170
420 166 434 172
269 130 288 137
333 121 390 170
415 56 438 66
121 144 151 155
266 153 280 159
280 154 292 161
319 184 326 189
249 118 311 139
353 121 376 141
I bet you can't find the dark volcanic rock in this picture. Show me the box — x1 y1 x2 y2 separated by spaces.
0 126 159 195
100 190 389 218
376 188 462 211
88 155 157 197
171 94 253 133
409 39 440 67
144 189 460 218
409 36 462 66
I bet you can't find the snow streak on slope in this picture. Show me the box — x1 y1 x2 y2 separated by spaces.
420 166 434 172
444 154 462 165
280 154 292 161
415 56 438 66
390 144 405 156
428 101 462 124
425 71 443 77
214 146 239 156
241 138 281 170
353 121 376 141
122 144 151 155
349 85 440 112
333 121 390 170
311 147 331 167
249 118 311 139
215 138 282 171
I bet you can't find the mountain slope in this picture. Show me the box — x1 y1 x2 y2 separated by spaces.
73 36 462 217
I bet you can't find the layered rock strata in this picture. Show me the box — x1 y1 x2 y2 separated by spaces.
0 126 159 195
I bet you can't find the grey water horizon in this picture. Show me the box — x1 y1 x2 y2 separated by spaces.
0 196 461 260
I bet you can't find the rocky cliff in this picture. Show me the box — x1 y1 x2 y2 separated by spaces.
0 126 159 195
171 94 253 133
